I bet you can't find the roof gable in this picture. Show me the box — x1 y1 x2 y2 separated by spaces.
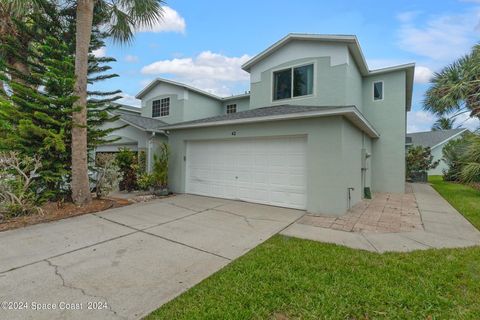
241 33 415 110
135 77 251 101
114 110 167 132
406 128 469 149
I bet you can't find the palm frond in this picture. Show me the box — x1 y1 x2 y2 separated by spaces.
98 0 164 44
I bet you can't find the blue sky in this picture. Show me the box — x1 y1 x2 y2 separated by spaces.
93 0 480 133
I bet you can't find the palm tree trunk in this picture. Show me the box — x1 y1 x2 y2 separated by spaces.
71 0 94 205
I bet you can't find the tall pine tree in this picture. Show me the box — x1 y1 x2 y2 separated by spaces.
0 5 122 202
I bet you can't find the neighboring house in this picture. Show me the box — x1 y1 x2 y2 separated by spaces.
406 128 469 176
97 33 415 216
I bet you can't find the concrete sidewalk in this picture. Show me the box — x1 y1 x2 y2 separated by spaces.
0 195 303 320
281 183 480 252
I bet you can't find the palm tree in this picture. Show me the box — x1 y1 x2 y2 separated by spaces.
461 134 480 183
71 0 163 205
424 43 480 119
431 117 456 131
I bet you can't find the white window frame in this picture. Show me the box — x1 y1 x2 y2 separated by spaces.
373 81 384 101
226 104 237 114
271 61 316 103
152 97 170 118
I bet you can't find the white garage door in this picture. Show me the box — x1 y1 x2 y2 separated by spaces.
185 136 307 209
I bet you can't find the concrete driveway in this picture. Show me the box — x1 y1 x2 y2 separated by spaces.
0 195 303 320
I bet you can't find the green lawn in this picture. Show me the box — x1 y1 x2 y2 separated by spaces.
147 178 480 320
147 236 480 319
429 175 480 229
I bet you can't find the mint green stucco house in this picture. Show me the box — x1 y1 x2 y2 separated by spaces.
97 34 415 216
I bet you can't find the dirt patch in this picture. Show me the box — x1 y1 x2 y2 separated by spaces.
0 198 130 232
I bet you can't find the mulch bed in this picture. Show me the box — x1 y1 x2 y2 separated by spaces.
0 198 131 232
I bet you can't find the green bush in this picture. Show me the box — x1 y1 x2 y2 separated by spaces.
151 143 170 189
138 150 147 174
94 156 121 198
442 136 470 181
115 148 138 192
461 134 480 183
137 172 153 191
0 152 43 218
406 145 439 180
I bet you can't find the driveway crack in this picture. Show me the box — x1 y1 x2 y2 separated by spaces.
45 259 127 320
212 209 255 228
211 208 283 225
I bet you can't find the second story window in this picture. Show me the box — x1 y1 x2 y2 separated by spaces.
373 81 383 101
273 64 314 101
226 104 237 114
152 98 170 117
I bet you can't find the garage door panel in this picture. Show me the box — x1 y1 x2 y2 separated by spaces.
186 136 307 209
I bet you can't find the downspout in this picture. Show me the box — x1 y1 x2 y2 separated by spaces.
361 133 366 197
147 132 156 173
147 130 168 172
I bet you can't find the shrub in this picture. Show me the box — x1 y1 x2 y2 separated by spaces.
461 134 480 183
115 148 138 192
151 143 170 189
138 150 147 174
442 136 470 181
0 152 43 218
406 146 439 181
137 172 153 191
94 156 121 198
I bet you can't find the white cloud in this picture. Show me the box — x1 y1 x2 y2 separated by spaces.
368 59 433 84
137 6 186 34
140 51 251 96
117 93 141 107
124 55 139 63
407 110 480 133
142 51 251 81
407 110 436 133
396 11 420 23
92 47 106 58
452 112 480 131
397 10 480 61
414 66 434 84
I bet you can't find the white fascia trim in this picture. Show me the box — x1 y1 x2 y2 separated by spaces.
368 63 415 75
164 106 380 138
135 78 221 100
109 113 165 134
221 93 251 101
430 129 469 150
241 33 359 71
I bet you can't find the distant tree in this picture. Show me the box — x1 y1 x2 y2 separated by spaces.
442 135 471 181
406 146 440 181
431 117 456 131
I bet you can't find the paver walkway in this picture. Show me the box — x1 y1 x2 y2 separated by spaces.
281 183 480 252
298 184 422 233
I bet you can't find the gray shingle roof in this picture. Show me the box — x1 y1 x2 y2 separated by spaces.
406 129 467 148
165 105 352 127
114 111 167 131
